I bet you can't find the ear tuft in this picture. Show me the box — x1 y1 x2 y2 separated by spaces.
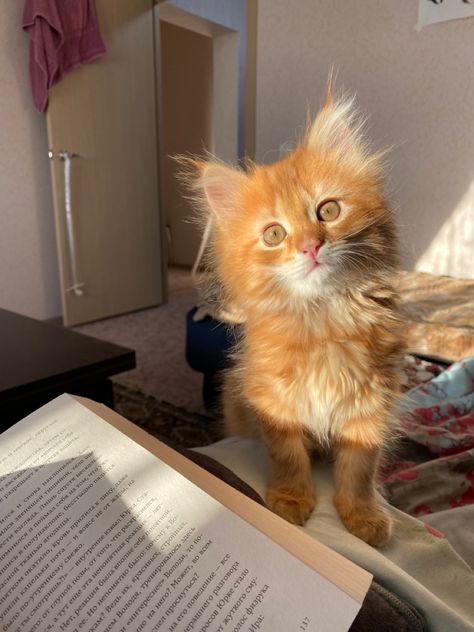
306 92 360 156
324 70 335 109
305 87 386 177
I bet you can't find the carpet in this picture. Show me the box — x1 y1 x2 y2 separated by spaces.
113 382 224 448
75 267 205 414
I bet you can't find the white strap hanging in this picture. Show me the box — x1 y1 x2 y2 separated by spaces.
59 149 84 297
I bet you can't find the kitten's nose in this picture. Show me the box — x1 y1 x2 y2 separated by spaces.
301 240 323 261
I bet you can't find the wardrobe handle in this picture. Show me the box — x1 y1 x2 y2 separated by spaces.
58 149 85 297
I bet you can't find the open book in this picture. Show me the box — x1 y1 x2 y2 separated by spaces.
0 395 371 632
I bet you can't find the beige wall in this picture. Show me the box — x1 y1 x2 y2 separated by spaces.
0 3 61 319
256 1 474 277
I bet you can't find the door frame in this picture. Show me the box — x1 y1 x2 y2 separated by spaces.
153 0 257 163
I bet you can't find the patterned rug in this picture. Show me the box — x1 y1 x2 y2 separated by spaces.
113 383 224 448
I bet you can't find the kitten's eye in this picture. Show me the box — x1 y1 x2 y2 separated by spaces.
262 223 287 246
316 200 341 222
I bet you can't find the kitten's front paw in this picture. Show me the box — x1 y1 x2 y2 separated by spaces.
267 487 316 526
334 497 392 547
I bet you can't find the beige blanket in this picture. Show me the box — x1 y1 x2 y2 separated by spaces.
395 271 474 362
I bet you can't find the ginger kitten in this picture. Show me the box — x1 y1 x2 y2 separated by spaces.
185 89 404 547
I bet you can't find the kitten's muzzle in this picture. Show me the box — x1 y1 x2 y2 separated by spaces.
301 240 323 264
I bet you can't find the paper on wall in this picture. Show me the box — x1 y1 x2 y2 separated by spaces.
417 0 474 30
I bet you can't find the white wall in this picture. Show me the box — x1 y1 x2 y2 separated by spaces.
255 1 474 277
0 3 61 319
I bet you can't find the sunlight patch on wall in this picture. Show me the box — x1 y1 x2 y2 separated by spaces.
415 179 474 280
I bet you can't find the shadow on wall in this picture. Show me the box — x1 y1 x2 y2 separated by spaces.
415 179 474 278
387 92 474 280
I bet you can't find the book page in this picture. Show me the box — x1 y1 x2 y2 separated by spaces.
0 395 366 632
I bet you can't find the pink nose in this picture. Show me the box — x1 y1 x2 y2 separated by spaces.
301 240 323 261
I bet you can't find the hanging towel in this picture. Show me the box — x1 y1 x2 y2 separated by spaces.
22 0 106 112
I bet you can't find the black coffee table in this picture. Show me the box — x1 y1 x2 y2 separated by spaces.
0 308 136 431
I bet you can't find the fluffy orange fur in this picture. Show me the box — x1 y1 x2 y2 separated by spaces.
185 89 405 546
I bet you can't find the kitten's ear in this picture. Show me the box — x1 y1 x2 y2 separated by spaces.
174 156 247 220
200 162 247 220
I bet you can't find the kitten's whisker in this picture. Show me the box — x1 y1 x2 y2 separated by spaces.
336 248 382 274
336 217 382 241
337 254 368 276
336 248 383 266
333 244 390 268
343 250 393 270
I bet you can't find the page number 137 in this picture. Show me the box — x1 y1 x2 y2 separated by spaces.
299 616 310 630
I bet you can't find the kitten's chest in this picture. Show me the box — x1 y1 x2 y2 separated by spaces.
244 335 375 434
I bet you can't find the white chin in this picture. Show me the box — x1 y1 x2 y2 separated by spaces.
291 266 332 299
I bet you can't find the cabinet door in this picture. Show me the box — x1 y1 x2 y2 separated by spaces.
47 0 165 326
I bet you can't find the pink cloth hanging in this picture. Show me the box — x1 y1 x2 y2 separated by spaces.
22 0 106 112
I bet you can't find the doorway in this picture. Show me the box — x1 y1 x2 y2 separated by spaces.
160 20 213 267
156 2 242 269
